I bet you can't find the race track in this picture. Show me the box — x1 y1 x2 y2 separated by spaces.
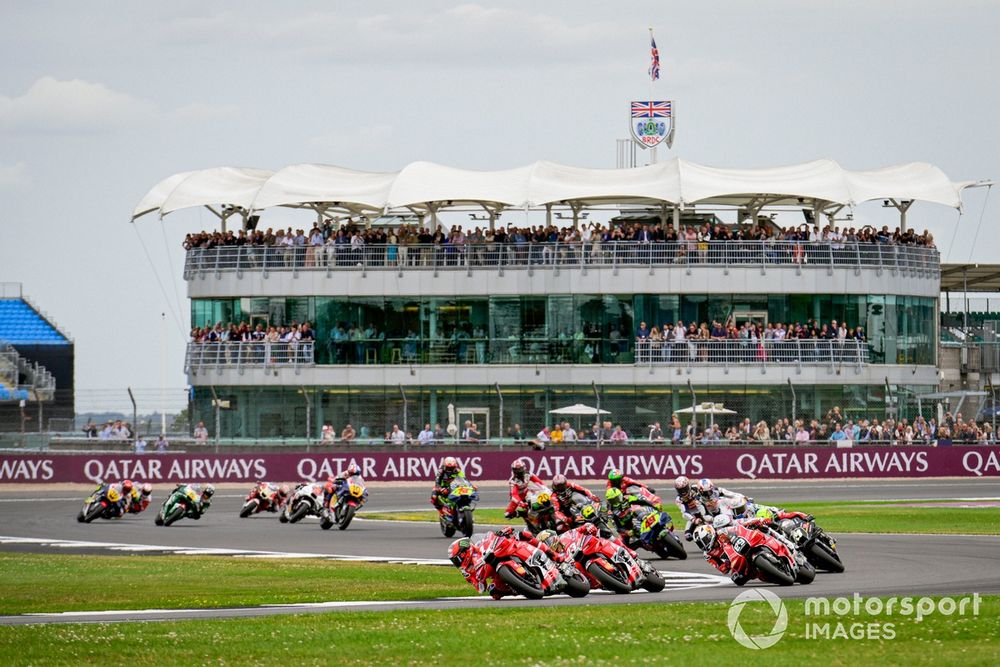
2 478 999 625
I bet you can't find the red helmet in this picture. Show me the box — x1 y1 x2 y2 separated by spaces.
448 538 474 568
578 523 598 537
121 480 134 493
346 463 360 476
324 482 334 495
511 460 528 480
551 474 568 493
278 484 290 498
442 457 459 472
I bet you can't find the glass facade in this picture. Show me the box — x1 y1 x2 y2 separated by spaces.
192 294 936 365
191 383 935 440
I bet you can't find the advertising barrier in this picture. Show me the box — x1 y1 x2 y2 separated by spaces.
1 446 999 484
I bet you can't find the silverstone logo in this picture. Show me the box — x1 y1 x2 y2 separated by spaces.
727 589 788 650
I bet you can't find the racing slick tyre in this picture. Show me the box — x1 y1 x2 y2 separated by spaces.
796 560 816 585
661 532 688 560
808 541 845 573
84 503 105 523
562 571 591 598
76 509 86 523
459 508 474 538
587 561 633 594
496 564 544 600
288 502 310 524
154 512 164 526
753 552 796 586
239 500 258 518
440 516 456 538
641 568 666 592
337 504 357 530
319 510 334 530
163 505 185 527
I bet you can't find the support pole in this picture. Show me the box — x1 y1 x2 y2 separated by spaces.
209 386 220 451
787 378 796 423
672 206 680 231
127 387 138 448
301 387 312 442
495 382 504 449
687 378 697 441
592 381 601 446
399 384 408 444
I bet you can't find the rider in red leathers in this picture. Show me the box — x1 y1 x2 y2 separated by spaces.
693 517 771 585
448 527 565 599
550 474 600 517
504 460 545 519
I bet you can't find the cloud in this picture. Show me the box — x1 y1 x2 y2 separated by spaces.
0 161 28 188
173 101 241 121
0 76 156 133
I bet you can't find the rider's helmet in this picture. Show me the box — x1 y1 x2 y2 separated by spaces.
122 480 134 493
607 469 624 487
442 457 459 474
712 514 733 530
755 507 775 522
551 474 568 493
346 463 360 476
674 475 691 495
278 484 290 498
324 481 335 495
578 522 598 537
729 496 748 517
510 460 528 481
140 483 152 496
448 538 473 567
605 487 626 509
742 501 758 518
693 525 717 552
536 529 560 553
697 478 715 495
202 484 215 498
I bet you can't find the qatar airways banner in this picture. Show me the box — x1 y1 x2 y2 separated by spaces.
1 446 1000 484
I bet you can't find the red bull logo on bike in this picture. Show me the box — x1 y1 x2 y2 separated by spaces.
0 446 998 483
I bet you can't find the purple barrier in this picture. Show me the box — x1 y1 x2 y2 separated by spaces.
2 446 999 484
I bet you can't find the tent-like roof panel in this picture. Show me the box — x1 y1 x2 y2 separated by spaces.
159 167 273 217
529 160 681 206
251 163 397 211
386 161 534 209
680 159 852 206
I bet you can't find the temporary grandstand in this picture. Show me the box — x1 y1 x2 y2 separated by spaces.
0 283 73 432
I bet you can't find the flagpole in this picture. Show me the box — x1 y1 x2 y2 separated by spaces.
649 27 656 165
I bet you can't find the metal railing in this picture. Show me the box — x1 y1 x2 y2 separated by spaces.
186 338 868 369
185 341 315 372
183 240 940 278
0 342 55 401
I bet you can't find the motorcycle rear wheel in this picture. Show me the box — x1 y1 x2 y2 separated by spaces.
797 559 816 584
440 515 456 537
659 531 688 560
562 571 591 598
808 540 845 573
586 561 633 594
496 564 544 600
753 552 796 586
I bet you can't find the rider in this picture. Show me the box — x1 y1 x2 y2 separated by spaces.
504 460 545 519
184 483 214 519
605 469 661 509
448 527 564 600
550 474 600 522
693 515 770 586
431 457 468 514
326 464 365 508
124 482 153 514
604 487 643 549
255 481 290 512
674 475 709 541
695 478 746 518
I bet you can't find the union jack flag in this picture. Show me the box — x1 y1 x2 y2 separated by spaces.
649 34 660 81
631 100 672 118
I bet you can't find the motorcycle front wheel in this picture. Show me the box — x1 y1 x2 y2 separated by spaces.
163 504 185 527
797 559 816 584
288 501 310 524
658 531 688 560
808 540 845 573
586 561 632 594
562 571 591 598
84 502 105 523
440 514 456 537
239 500 258 518
641 568 666 592
496 564 544 600
459 508 474 537
753 551 796 586
338 504 357 530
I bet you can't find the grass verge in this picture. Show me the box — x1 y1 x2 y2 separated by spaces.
0 596 996 666
364 499 1000 535
0 553 468 615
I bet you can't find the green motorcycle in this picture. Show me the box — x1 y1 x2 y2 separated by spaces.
154 485 204 527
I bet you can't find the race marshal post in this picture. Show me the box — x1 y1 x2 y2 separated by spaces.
630 28 674 164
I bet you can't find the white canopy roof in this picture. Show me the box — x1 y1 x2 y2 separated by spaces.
132 158 979 221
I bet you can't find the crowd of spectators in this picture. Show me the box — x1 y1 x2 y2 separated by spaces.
189 321 315 363
182 220 936 269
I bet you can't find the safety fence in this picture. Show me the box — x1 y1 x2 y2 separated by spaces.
183 241 939 277
185 341 315 372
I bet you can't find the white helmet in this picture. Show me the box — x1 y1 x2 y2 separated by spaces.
712 514 732 530
693 525 717 552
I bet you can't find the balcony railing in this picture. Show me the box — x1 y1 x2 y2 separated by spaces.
186 338 868 370
185 341 315 373
183 241 939 278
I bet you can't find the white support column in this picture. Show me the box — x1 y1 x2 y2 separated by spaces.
672 205 680 231
545 204 552 228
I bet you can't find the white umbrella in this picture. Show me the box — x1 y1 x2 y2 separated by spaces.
675 402 738 428
549 403 611 415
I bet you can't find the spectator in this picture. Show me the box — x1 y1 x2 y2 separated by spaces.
155 434 169 452
193 421 208 442
321 422 335 442
610 425 629 444
389 424 406 445
341 423 357 442
561 422 577 443
550 424 564 444
418 423 435 445
134 436 147 453
509 423 525 443
648 421 664 442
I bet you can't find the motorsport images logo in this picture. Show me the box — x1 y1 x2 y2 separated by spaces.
727 589 788 650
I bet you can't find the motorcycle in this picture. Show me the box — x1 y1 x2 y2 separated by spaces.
240 483 281 518
634 505 688 560
154 485 202 527
623 484 666 511
716 522 813 586
281 483 324 524
76 484 124 523
775 515 844 573
321 475 368 530
438 478 478 538
555 527 665 594
523 488 563 535
561 491 612 536
478 531 589 600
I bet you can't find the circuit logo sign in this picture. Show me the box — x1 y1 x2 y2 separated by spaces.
727 589 788 649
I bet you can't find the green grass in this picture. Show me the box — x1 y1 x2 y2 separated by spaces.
0 553 470 615
1 597 996 666
365 499 1000 535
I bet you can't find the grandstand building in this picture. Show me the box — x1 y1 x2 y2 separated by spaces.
0 283 73 432
135 159 983 439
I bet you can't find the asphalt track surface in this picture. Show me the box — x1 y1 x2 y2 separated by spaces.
2 478 999 625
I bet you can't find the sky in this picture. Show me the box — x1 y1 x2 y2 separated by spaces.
1 1 998 412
